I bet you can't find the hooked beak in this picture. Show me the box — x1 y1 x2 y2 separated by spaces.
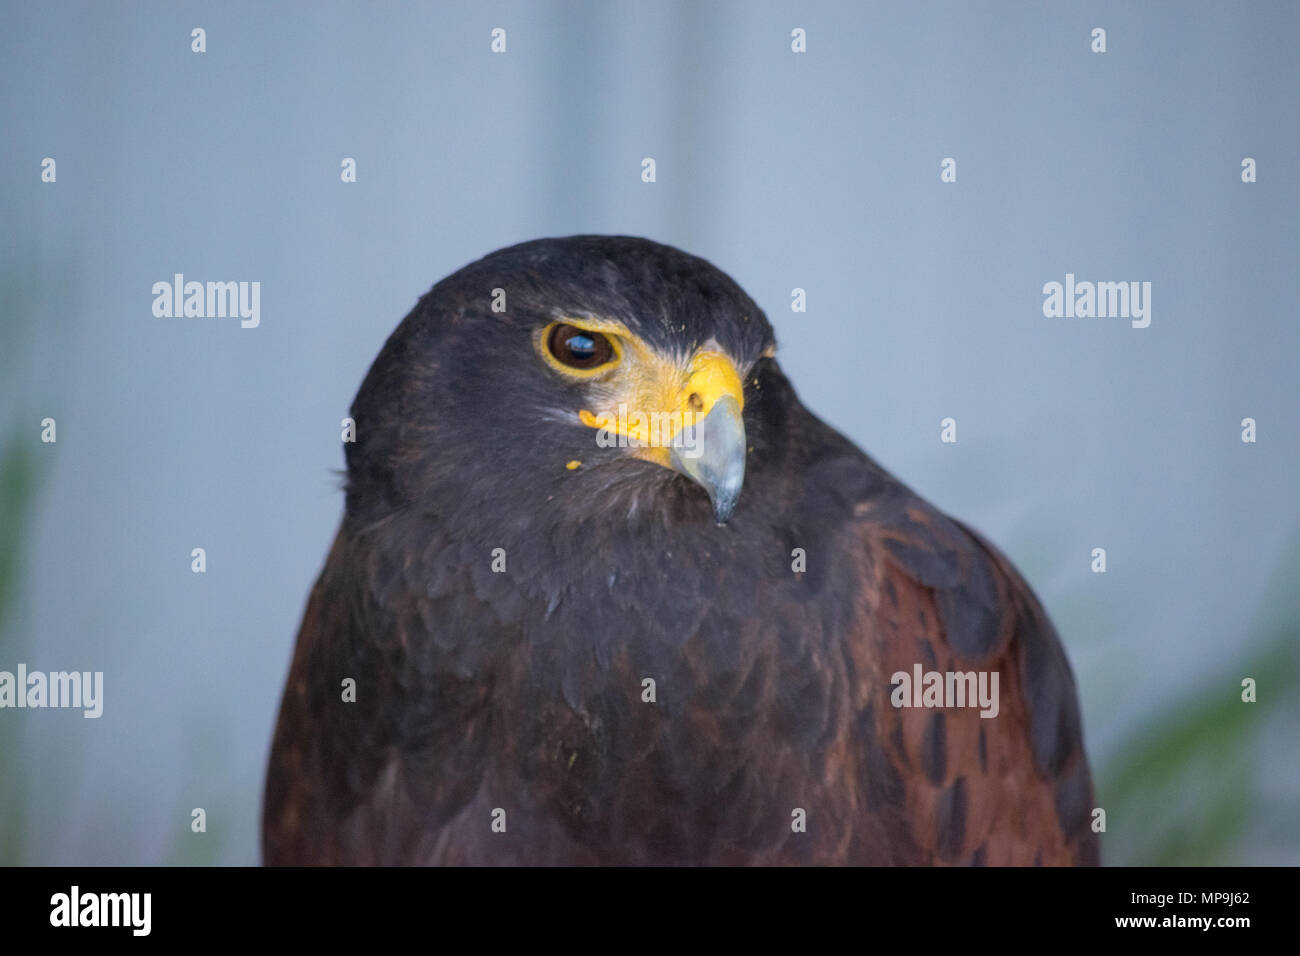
669 393 746 524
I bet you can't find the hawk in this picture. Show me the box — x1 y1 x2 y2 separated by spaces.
263 236 1098 865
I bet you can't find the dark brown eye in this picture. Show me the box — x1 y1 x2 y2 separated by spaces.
546 323 615 369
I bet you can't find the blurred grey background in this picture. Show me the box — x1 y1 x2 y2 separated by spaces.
2 0 1297 865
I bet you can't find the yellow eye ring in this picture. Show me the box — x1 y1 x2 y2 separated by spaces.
537 321 623 378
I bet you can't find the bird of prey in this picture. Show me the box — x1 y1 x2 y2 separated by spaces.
263 236 1098 866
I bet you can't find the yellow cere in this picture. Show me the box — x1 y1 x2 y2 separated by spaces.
577 349 743 440
565 460 581 470
684 350 744 417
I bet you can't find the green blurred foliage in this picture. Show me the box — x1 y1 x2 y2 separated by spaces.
0 435 37 865
1096 526 1300 865
0 262 40 865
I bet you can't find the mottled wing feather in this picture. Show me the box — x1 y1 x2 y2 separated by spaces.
851 488 1099 865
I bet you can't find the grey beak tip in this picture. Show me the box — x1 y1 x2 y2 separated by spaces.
669 394 746 527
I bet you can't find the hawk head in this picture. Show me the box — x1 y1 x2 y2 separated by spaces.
345 236 778 533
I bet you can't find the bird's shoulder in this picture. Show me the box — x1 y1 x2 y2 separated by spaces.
796 431 1098 864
